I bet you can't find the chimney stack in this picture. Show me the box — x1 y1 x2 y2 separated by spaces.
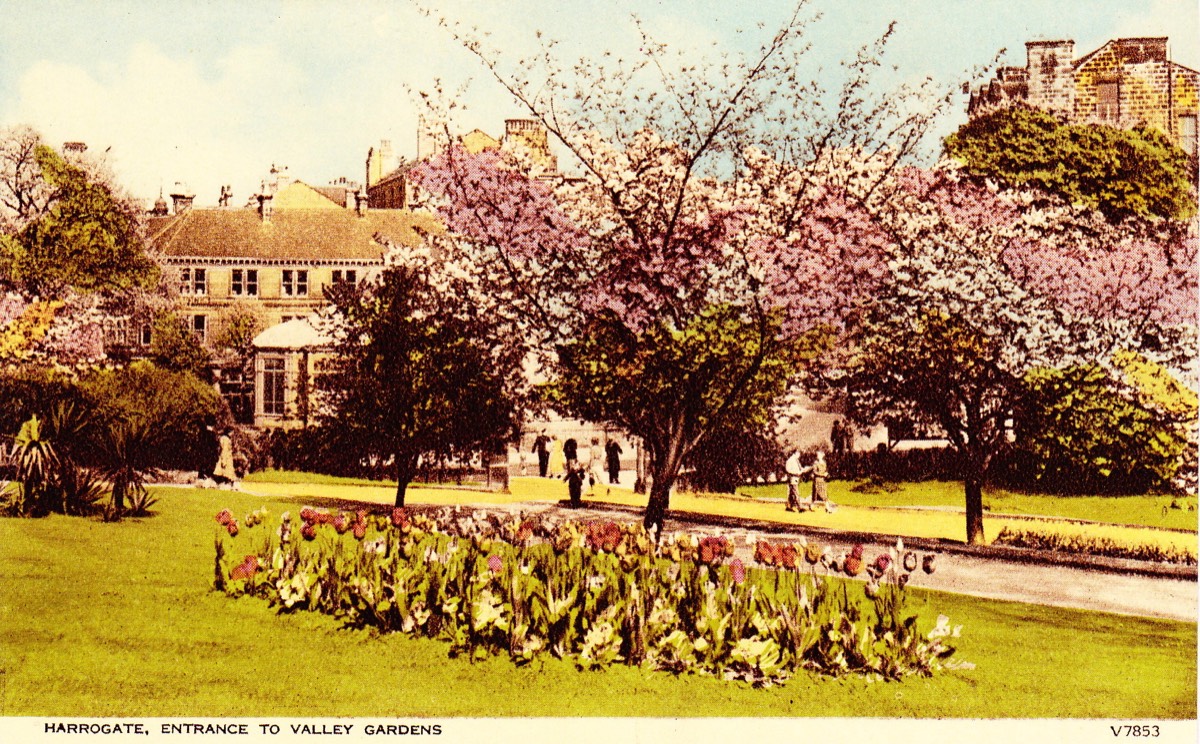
169 182 195 214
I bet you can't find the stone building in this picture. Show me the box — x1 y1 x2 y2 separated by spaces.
366 118 559 210
146 168 438 424
968 37 1198 154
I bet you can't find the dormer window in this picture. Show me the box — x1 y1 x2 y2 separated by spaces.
231 269 259 296
180 267 206 295
282 269 309 297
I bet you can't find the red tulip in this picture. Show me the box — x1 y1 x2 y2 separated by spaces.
779 544 797 569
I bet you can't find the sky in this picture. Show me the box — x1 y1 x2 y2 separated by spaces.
1 0 1196 209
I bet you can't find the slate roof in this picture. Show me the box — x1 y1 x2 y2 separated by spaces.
148 207 441 261
312 186 351 207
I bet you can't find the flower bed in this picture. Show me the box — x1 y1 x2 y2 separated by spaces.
213 506 966 686
993 526 1197 565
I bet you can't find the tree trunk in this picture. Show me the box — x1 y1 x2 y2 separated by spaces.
964 476 985 545
112 479 126 515
641 427 686 535
394 452 419 508
633 441 647 495
642 476 673 535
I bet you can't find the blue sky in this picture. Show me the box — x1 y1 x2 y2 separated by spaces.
1 0 1195 208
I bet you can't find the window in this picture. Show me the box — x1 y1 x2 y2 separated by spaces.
139 323 152 346
262 357 286 416
1180 114 1197 156
331 269 357 285
192 314 207 342
180 267 206 295
231 269 258 296
1096 82 1119 122
282 269 309 297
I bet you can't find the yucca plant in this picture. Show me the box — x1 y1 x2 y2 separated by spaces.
42 401 101 515
97 417 161 517
13 415 58 517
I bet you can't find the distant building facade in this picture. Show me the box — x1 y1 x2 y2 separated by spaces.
366 118 560 210
147 167 438 425
968 37 1198 154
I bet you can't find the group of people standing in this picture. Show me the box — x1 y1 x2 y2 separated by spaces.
531 432 624 508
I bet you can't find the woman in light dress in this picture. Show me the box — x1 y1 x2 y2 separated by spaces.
547 435 565 477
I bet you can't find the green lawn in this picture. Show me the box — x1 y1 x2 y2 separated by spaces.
1 486 1194 718
739 481 1200 531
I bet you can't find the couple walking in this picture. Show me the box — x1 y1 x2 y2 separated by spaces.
784 449 831 512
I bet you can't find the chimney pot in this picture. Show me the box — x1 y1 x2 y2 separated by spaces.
258 192 274 223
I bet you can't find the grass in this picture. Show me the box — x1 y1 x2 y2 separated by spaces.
0 486 1195 718
739 481 1200 532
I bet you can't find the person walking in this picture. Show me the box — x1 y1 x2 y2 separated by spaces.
562 438 585 508
587 438 603 487
605 439 623 484
548 435 565 477
532 430 550 477
811 450 829 504
784 449 811 512
196 421 219 487
214 428 238 489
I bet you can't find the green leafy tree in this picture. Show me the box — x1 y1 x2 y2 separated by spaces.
319 264 525 507
148 310 211 378
944 106 1196 221
80 361 222 473
1014 352 1197 494
545 306 819 522
0 136 157 297
212 301 267 361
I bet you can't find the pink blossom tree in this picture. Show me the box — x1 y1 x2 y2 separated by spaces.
411 4 949 531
